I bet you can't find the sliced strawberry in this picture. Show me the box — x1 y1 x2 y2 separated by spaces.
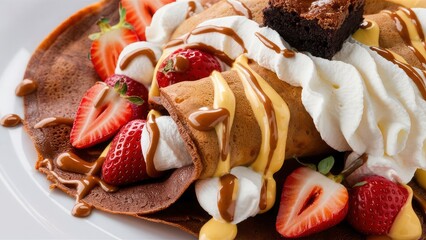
121 0 175 40
89 5 139 81
276 167 349 238
102 119 148 185
70 82 133 149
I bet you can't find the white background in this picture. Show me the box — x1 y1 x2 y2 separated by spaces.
0 0 194 239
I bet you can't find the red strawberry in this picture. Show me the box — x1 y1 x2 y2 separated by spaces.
89 5 139 81
276 167 349 238
105 74 149 119
347 175 408 235
156 48 222 88
121 0 175 40
102 119 148 185
70 80 145 149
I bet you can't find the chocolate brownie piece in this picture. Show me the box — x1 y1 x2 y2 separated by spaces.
264 0 365 59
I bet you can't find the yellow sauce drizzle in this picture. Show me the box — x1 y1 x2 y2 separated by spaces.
387 185 422 240
414 168 426 190
233 55 290 212
199 218 237 240
353 19 380 47
211 71 236 177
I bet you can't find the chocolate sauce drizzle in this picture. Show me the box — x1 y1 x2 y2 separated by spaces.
185 1 197 19
225 0 252 19
1 114 23 127
119 48 156 70
218 174 238 222
233 62 279 210
34 117 74 129
15 79 37 97
360 20 373 29
371 47 426 99
165 25 246 66
145 113 162 178
37 151 117 217
254 32 295 58
189 107 231 161
385 8 426 69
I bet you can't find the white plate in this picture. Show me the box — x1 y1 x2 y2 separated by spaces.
0 1 194 239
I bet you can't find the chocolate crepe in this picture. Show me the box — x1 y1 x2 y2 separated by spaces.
22 0 426 239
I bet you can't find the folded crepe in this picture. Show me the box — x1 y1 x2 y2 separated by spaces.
22 0 426 239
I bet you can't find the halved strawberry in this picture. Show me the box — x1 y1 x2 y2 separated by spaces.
70 82 134 149
121 0 175 40
89 5 139 81
276 167 349 238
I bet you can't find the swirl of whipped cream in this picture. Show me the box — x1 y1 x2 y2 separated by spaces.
146 0 204 45
114 41 162 86
169 15 426 183
141 116 192 171
195 166 262 224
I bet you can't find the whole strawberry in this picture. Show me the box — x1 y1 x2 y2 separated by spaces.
156 48 222 88
347 175 408 235
105 74 149 119
102 119 148 186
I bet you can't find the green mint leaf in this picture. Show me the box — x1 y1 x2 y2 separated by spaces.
318 156 335 175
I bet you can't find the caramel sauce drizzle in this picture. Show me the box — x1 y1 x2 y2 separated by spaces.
218 174 238 222
1 114 22 127
189 107 231 161
385 8 426 69
371 47 426 99
145 111 163 178
225 0 252 19
185 1 197 19
164 25 246 66
15 79 37 97
254 32 295 58
34 117 74 129
119 48 156 70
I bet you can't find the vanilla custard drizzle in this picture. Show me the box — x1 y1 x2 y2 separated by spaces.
197 55 290 238
233 55 289 212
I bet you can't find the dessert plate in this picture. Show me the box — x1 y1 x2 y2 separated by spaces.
0 0 193 239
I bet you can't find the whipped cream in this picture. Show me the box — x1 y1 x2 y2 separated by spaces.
114 41 162 86
195 166 262 224
146 0 204 45
141 116 192 171
167 15 426 183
